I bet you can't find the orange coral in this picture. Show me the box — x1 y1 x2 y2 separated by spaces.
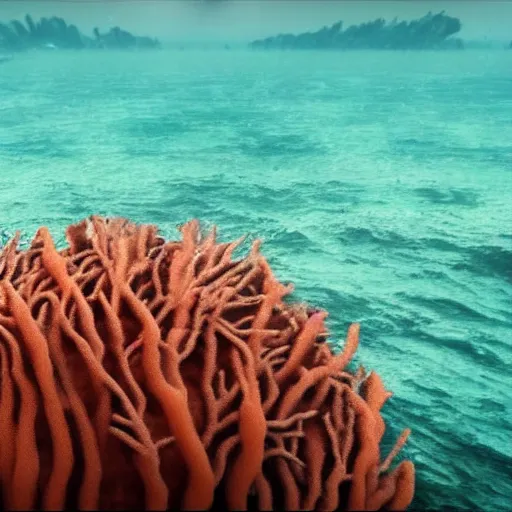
0 216 415 511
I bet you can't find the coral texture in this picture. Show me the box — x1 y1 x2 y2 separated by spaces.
0 216 414 511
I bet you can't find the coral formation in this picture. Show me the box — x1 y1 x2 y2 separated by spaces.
0 216 414 510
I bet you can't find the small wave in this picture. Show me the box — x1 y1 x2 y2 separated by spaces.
117 115 191 140
452 244 512 284
409 325 509 375
393 137 436 149
266 227 314 250
236 133 323 157
338 226 418 249
0 138 76 158
397 289 505 323
414 235 464 255
469 441 512 482
393 138 512 165
413 186 481 208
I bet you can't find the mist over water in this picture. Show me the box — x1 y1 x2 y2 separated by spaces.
1 47 512 511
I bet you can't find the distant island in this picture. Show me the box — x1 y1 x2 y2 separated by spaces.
250 11 463 51
0 14 160 51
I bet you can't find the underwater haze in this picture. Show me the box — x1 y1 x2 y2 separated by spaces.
1 49 512 510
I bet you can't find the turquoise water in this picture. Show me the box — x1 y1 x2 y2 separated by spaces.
1 49 511 510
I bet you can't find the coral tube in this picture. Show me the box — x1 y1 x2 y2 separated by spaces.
0 216 415 511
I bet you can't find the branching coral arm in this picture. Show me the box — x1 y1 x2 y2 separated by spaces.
45 308 102 510
167 221 198 302
2 282 74 510
275 311 328 386
212 434 240 484
118 267 215 510
39 228 112 453
0 233 21 279
346 392 380 511
246 265 290 359
380 429 411 473
45 293 168 511
365 472 397 511
225 350 266 511
329 323 360 372
0 326 39 511
0 344 15 507
276 458 301 510
302 421 326 510
385 461 415 511
322 412 350 511
200 290 234 448
362 372 393 443
39 228 104 358
254 473 273 511
277 323 360 419
97 292 147 416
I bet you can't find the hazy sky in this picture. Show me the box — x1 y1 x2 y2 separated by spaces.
1 1 511 43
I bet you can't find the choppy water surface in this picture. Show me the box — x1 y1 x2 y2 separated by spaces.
1 49 511 510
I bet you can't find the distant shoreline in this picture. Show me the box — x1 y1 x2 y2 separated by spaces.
1 12 511 54
248 11 511 52
0 14 160 52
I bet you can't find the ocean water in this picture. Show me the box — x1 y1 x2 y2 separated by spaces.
1 49 511 510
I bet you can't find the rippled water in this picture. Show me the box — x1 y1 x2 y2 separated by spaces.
1 49 511 510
